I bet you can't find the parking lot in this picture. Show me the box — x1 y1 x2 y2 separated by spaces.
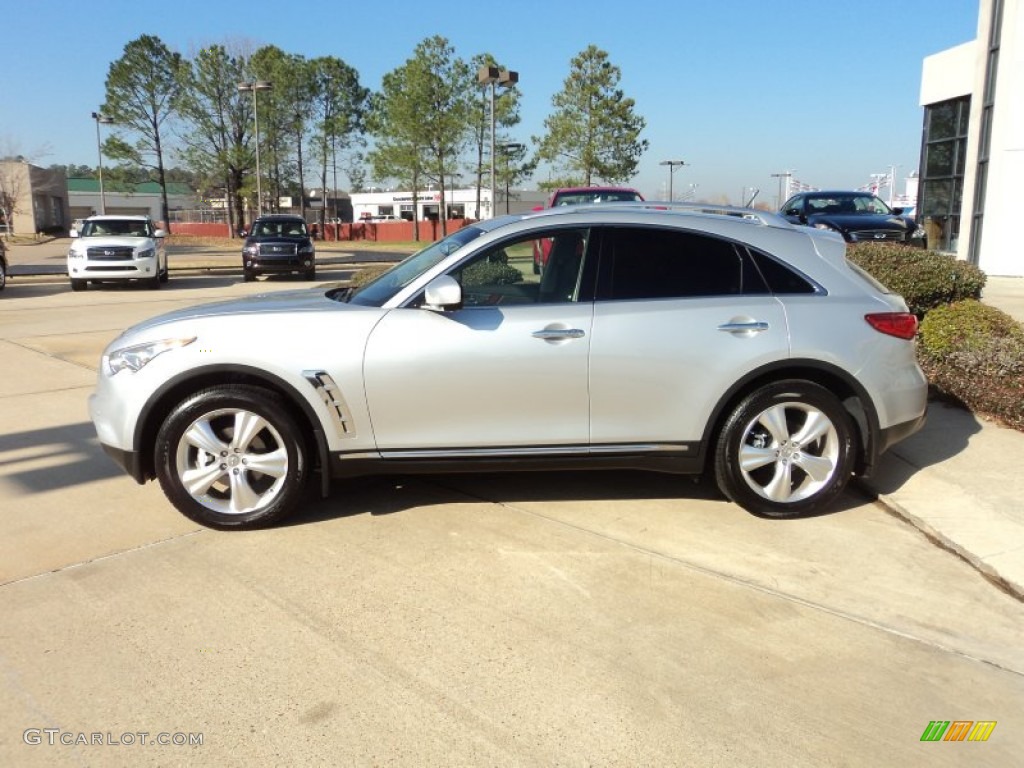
2 269 1023 766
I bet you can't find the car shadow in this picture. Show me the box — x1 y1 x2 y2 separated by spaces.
860 398 981 496
0 422 121 494
284 468 864 528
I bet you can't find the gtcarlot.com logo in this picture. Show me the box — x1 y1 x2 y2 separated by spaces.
920 720 996 742
23 729 203 747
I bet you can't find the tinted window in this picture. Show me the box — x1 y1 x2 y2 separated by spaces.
598 227 768 300
748 249 817 294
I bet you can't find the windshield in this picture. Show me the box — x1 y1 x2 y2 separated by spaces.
805 194 893 216
81 219 152 237
346 226 486 307
253 220 307 237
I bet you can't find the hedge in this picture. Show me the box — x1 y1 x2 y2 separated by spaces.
918 300 1024 430
846 243 986 317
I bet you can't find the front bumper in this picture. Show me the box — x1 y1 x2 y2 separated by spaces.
243 255 315 274
69 257 159 280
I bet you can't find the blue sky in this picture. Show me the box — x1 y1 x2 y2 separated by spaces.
3 0 978 204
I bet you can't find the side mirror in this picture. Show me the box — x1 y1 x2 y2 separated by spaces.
153 229 167 238
423 274 462 311
70 229 79 238
891 207 904 216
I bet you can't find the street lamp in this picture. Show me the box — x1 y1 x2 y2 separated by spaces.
478 66 518 219
497 141 525 214
237 80 273 217
91 111 114 215
659 160 686 201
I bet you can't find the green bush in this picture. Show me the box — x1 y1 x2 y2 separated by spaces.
847 243 986 317
918 300 1024 430
350 264 391 287
461 261 523 287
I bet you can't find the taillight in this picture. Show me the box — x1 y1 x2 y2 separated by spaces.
865 312 918 340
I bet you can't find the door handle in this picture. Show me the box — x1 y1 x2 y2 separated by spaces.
717 321 769 334
532 328 585 341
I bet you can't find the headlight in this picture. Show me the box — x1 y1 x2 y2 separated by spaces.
137 247 155 259
298 244 314 255
912 226 926 239
104 337 196 376
68 249 84 259
243 245 258 256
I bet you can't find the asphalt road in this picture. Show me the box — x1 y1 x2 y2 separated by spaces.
1 274 1022 766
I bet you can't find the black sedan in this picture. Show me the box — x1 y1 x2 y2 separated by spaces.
780 191 924 245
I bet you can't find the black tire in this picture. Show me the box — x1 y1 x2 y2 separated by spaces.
146 271 161 290
714 380 855 518
243 271 256 283
304 266 316 281
0 260 6 291
154 385 308 529
159 261 170 283
70 278 87 292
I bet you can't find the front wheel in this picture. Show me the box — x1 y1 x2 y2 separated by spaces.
70 278 87 292
714 381 855 518
154 385 308 529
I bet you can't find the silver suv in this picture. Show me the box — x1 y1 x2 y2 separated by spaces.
68 215 168 291
89 204 927 528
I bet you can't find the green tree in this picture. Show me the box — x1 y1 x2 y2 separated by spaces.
309 56 368 228
101 34 185 232
250 47 312 216
533 45 648 187
176 43 250 234
368 36 473 238
469 53 523 219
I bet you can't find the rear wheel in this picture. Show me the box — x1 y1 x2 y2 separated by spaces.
0 259 6 290
155 385 308 529
714 380 855 518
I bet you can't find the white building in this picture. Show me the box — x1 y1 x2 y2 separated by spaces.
919 0 1023 276
350 187 547 222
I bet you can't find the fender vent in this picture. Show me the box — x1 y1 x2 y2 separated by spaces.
302 370 355 438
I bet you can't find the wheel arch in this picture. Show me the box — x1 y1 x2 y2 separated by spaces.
701 359 881 477
133 364 330 491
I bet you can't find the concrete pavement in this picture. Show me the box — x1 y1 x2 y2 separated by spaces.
1 271 1023 765
4 239 1024 600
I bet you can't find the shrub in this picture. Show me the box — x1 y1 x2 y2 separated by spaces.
847 243 986 317
350 264 391 287
461 261 523 287
918 300 1024 430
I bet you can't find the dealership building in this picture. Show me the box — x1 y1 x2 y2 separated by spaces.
919 0 1022 276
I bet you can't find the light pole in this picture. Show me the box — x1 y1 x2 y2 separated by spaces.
497 141 525 213
237 80 273 217
91 112 114 214
659 160 686 201
477 66 518 219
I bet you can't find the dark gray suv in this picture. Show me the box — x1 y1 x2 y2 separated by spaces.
242 214 316 281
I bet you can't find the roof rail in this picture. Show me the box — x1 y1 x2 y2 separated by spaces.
528 200 784 226
634 201 780 225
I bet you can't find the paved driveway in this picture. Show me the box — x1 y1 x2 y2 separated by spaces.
2 275 1023 766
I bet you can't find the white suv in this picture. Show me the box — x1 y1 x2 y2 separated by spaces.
68 215 168 291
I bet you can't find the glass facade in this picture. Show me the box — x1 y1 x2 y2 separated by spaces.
918 97 970 252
